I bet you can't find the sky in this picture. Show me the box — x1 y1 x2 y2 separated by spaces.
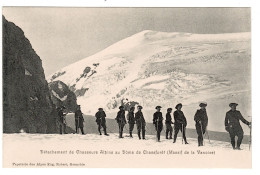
2 7 251 76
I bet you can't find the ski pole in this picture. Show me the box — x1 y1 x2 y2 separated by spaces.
206 127 211 143
200 121 204 146
182 124 184 144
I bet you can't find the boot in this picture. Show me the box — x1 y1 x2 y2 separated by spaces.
169 131 173 139
138 131 141 140
104 128 109 136
98 129 102 135
231 140 236 150
130 132 133 138
173 135 177 143
142 130 146 140
166 129 169 139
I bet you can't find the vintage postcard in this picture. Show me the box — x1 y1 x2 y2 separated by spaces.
2 7 252 168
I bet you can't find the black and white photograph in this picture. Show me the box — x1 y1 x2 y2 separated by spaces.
1 5 256 170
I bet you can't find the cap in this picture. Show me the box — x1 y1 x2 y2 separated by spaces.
229 103 238 107
175 103 182 109
155 106 162 109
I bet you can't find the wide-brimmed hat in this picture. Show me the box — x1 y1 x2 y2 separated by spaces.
119 106 124 109
229 103 238 107
199 102 207 107
167 108 173 112
175 103 182 109
137 105 143 109
155 106 162 109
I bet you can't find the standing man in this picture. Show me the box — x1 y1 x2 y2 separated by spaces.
57 106 67 134
153 106 163 142
225 103 251 150
165 108 173 139
127 106 135 138
115 106 126 138
173 104 188 144
194 102 208 146
75 105 85 135
95 108 109 136
135 105 146 140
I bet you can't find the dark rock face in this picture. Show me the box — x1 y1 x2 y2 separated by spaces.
3 16 58 133
48 80 78 112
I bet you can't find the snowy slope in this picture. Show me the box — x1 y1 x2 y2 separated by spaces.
3 133 251 168
48 30 251 133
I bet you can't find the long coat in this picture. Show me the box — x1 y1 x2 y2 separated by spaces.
116 110 126 125
75 109 84 128
127 111 135 124
225 110 249 134
174 110 187 128
95 111 106 125
194 109 208 131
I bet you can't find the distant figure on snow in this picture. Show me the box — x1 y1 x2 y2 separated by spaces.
135 105 146 140
95 108 109 136
127 106 135 138
165 108 173 139
57 106 67 134
194 102 208 146
153 106 163 142
115 106 126 138
173 104 188 144
74 105 85 135
225 103 251 150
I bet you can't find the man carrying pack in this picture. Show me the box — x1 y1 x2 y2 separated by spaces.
115 106 126 138
153 106 163 142
135 105 146 140
75 105 85 135
165 108 173 139
95 108 109 136
58 106 67 134
225 103 251 150
194 102 208 146
127 106 135 138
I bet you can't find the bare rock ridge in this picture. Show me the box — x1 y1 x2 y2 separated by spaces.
48 80 78 112
3 16 58 133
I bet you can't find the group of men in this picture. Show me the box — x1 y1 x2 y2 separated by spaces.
57 102 251 150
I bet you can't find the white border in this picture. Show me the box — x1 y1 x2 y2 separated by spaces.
1 0 260 175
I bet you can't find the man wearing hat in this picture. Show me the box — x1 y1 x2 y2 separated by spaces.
135 105 146 140
95 108 109 136
153 106 163 142
127 106 136 138
225 103 251 150
57 106 68 134
165 108 173 139
194 102 208 146
115 106 126 138
173 104 188 144
74 105 85 135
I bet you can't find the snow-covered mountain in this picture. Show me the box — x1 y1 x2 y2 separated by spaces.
48 30 251 133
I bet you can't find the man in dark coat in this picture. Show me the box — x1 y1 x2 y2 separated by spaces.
173 103 188 144
127 106 135 138
135 105 146 140
75 105 85 134
115 106 126 138
225 103 251 150
194 102 208 146
95 108 109 136
153 106 163 142
58 106 67 134
165 108 173 139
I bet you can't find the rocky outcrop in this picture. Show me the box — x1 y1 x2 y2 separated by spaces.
48 81 78 112
3 16 58 133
